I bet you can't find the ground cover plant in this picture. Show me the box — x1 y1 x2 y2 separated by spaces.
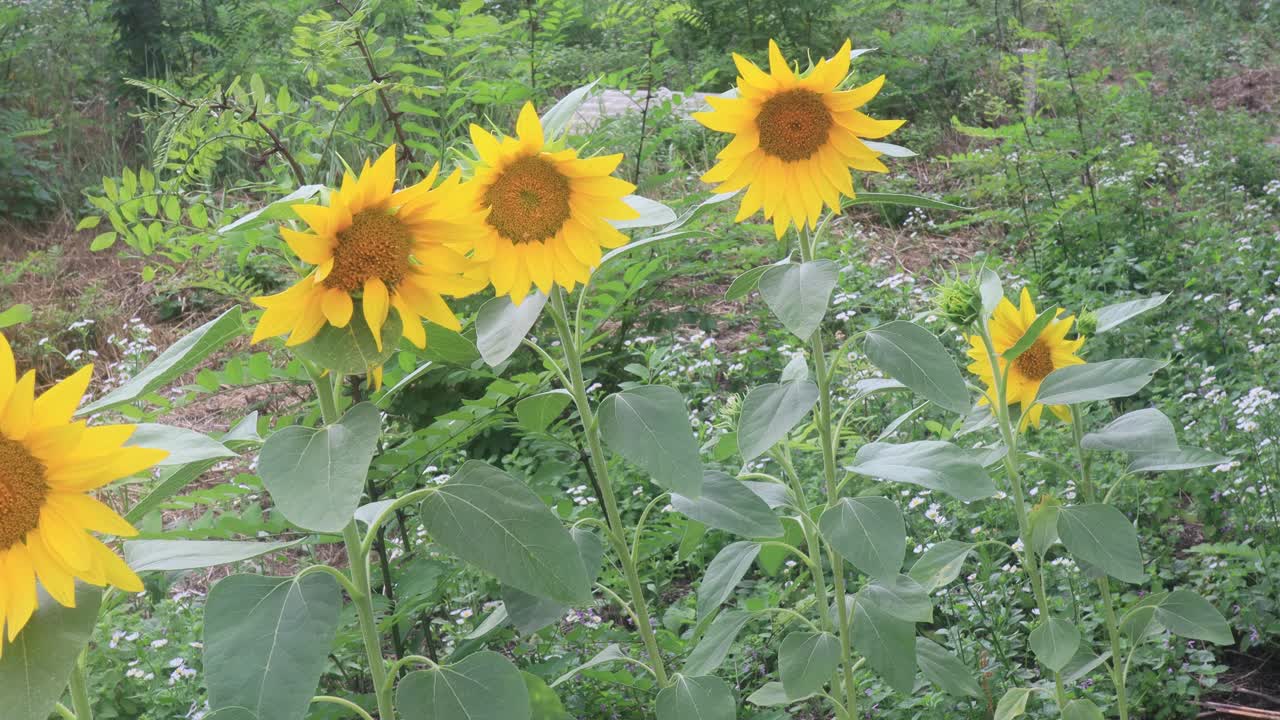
1 1 1278 719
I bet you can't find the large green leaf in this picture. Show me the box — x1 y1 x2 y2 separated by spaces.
915 637 981 698
994 688 1033 720
845 192 971 212
672 471 782 538
476 293 547 366
655 675 735 720
1036 358 1168 405
1127 447 1231 473
0 585 101 720
863 321 970 413
1081 408 1179 452
737 378 819 461
420 460 590 604
697 541 760 619
1155 590 1233 644
819 496 905 580
79 307 243 414
683 610 752 676
851 592 917 694
616 195 678 229
396 651 531 720
780 632 841 699
979 269 1003 316
757 261 839 340
745 682 798 707
598 385 702 497
524 672 571 720
1029 618 1081 672
204 574 341 720
1063 699 1105 720
203 709 258 720
124 539 300 571
258 402 380 533
858 574 933 623
540 79 599 139
908 540 975 592
1057 504 1145 583
502 528 605 634
515 389 573 434
1094 293 1170 334
847 441 996 502
125 423 236 465
551 644 631 688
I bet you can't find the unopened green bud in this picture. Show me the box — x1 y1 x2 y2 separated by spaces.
1075 309 1098 337
935 276 984 328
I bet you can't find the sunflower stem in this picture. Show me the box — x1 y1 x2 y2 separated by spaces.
798 227 859 717
1070 404 1129 720
977 322 1069 716
548 287 670 687
68 652 92 720
312 373 397 720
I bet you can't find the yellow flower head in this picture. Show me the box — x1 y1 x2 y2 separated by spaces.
0 333 166 654
694 39 905 238
966 288 1086 430
252 145 488 352
467 102 639 304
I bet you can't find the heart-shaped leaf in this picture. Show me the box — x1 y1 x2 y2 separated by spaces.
204 574 341 720
396 651 531 720
758 260 839 339
259 402 380 533
598 385 702 497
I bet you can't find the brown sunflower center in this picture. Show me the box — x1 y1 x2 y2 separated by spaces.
1014 339 1055 381
0 435 48 550
324 209 413 293
756 89 834 162
484 155 572 244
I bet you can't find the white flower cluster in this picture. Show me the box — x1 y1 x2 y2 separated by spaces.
1233 386 1278 433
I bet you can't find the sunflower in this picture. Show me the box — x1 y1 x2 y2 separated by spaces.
693 39 905 239
966 288 1086 430
251 146 487 357
467 102 639 304
0 333 167 654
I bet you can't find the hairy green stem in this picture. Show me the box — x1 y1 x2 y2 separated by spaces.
775 450 832 634
313 694 378 720
799 230 859 715
977 324 1068 714
1070 405 1129 720
68 654 93 720
313 373 396 720
549 288 670 686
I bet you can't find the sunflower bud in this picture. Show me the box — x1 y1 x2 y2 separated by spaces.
934 276 984 328
1075 309 1098 338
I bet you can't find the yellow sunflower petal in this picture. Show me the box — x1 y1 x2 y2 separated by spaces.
281 227 335 265
0 332 13 409
88 537 142 593
767 39 796 83
321 288 354 328
516 102 545 150
363 277 390 351
0 370 36 440
25 532 76 608
31 364 92 431
37 506 92 572
392 298 426 349
47 493 137 537
2 547 37 641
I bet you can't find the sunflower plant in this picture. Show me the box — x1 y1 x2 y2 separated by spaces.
0 35 1241 720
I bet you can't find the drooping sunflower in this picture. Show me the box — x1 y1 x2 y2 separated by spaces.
966 288 1086 430
0 333 167 654
693 39 905 238
467 102 639 304
251 146 488 361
